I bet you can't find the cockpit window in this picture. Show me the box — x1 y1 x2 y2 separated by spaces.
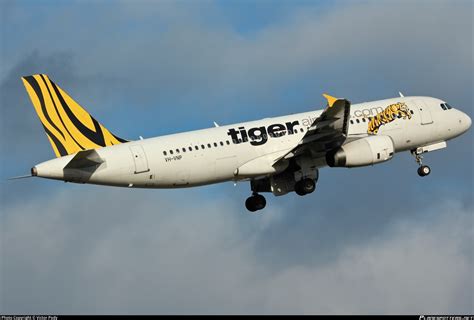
445 103 453 110
440 103 447 110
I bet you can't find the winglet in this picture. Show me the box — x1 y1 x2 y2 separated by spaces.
323 93 339 108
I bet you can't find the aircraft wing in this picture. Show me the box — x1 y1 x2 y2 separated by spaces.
275 94 352 163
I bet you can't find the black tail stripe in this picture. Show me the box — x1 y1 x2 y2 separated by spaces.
49 80 106 146
39 75 86 151
91 117 105 143
24 76 65 140
112 133 128 143
42 124 68 156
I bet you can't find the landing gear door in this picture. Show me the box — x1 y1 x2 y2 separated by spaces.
130 145 150 174
413 99 433 125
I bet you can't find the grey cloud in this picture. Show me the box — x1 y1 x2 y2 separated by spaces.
1 188 472 314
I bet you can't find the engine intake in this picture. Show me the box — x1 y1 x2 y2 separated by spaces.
326 135 395 167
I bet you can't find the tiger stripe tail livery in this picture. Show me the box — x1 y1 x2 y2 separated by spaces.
22 74 127 157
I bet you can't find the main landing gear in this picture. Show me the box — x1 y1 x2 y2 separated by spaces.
245 193 266 212
295 178 316 196
412 150 431 177
245 177 317 212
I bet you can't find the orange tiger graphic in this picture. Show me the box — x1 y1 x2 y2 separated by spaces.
367 102 411 134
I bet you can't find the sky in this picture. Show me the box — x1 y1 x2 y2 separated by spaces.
0 0 473 314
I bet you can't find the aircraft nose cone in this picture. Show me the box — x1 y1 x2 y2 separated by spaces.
459 111 472 133
464 113 472 131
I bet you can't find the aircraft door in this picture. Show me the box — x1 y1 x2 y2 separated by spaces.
413 99 433 125
130 145 150 174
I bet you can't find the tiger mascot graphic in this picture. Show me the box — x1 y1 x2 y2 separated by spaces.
367 102 412 134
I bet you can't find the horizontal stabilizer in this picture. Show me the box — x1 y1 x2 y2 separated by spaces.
65 149 104 169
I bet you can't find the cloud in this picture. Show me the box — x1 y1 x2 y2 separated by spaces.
1 187 472 314
262 199 473 314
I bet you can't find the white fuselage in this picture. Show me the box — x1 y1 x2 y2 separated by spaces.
33 96 471 189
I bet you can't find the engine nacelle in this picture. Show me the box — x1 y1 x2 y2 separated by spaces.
326 135 395 168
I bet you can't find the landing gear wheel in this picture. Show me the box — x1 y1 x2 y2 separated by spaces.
417 165 431 177
295 178 316 196
411 149 431 178
245 193 266 212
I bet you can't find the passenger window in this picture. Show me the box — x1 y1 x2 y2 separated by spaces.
195 146 199 150
182 147 186 153
220 141 224 146
214 142 218 147
362 118 366 122
350 120 354 124
201 144 205 149
410 110 414 114
226 140 230 145
207 143 211 148
176 149 180 154
189 146 193 151
170 150 174 155
163 151 167 156
356 119 360 123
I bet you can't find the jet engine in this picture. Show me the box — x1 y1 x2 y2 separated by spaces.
326 135 395 167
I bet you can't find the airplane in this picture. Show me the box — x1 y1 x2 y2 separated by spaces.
19 74 471 212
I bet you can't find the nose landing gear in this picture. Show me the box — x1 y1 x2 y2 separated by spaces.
417 165 431 177
412 150 431 177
